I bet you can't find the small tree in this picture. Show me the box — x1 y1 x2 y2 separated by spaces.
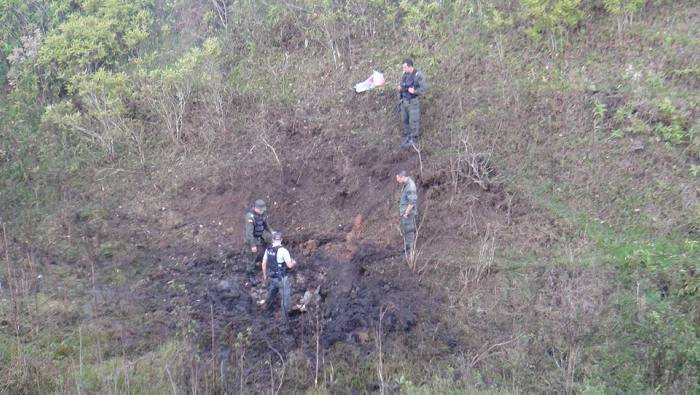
73 70 133 158
483 9 514 61
41 74 130 161
603 0 644 38
39 71 133 161
397 0 443 40
520 0 583 53
140 38 224 146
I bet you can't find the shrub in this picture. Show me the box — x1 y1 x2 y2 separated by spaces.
603 0 644 36
38 0 153 87
520 0 583 52
397 0 443 39
654 97 689 144
138 37 224 145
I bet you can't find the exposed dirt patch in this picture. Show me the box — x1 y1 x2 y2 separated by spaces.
171 144 420 257
113 138 559 375
149 222 431 385
45 124 568 391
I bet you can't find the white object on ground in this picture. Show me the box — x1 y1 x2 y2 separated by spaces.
354 70 385 93
298 285 321 312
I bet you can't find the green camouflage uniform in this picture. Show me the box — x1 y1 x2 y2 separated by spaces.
244 210 271 277
399 70 428 142
399 177 418 253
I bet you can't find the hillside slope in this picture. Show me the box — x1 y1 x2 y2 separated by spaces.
1 0 698 393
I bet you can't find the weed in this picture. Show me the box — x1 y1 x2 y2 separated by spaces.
592 99 607 137
630 116 651 135
690 165 700 178
656 123 686 145
613 104 633 124
651 97 689 144
610 128 624 139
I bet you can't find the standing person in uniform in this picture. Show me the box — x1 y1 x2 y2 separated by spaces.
244 199 272 286
262 231 297 323
396 170 418 256
397 58 428 148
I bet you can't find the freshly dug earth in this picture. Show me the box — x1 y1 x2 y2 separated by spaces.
166 222 431 385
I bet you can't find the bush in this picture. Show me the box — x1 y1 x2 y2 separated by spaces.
603 0 644 36
38 0 153 87
655 97 689 144
520 0 583 51
138 37 224 145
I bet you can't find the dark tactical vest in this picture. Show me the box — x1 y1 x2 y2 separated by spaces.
266 246 287 278
400 70 419 100
250 209 266 238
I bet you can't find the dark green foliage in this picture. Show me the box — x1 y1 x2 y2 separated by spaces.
38 0 153 87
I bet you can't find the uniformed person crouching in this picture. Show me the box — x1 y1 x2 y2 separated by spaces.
261 231 297 323
396 170 418 256
244 199 272 286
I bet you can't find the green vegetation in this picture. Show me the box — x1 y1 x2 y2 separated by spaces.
521 0 583 51
1 0 698 393
38 0 152 86
603 0 644 36
588 227 700 391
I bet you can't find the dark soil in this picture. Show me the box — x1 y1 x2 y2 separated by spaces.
156 221 432 385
